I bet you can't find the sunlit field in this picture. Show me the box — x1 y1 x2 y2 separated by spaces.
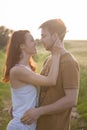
0 40 87 130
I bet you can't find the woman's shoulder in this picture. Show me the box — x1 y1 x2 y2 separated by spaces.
10 64 32 77
10 66 19 76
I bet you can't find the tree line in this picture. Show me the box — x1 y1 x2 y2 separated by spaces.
0 26 13 50
0 26 42 50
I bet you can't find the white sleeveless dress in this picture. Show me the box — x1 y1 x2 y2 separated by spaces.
7 65 38 130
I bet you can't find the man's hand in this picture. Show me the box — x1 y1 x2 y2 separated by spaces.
21 108 41 125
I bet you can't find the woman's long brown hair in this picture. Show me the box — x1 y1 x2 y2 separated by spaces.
2 30 36 83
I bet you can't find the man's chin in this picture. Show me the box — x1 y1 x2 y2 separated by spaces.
45 47 49 51
44 45 51 51
46 46 52 51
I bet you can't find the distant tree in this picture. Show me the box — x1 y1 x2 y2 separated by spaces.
0 26 13 50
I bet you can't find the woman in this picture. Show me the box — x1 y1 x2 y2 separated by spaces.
2 30 64 130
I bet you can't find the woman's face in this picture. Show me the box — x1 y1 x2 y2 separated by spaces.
22 32 37 55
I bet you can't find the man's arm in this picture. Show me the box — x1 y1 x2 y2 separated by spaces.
38 88 79 115
21 88 79 124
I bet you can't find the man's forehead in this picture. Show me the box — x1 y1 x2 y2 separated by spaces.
41 28 49 34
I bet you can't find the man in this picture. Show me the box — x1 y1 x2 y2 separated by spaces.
21 19 79 130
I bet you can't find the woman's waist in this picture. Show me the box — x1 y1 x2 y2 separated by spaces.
13 105 36 119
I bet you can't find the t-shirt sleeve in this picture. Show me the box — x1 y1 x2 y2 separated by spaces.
62 60 79 89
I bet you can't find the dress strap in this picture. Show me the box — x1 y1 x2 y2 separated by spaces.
15 64 31 70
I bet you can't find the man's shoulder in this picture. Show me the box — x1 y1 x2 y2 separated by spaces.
60 52 79 71
61 52 78 64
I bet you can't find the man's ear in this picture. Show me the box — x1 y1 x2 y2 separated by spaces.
52 33 59 42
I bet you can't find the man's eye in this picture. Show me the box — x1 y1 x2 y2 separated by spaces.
42 35 45 38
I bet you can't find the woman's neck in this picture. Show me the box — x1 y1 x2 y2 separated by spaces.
19 54 31 66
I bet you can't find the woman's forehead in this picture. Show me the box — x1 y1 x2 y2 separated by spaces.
25 32 33 38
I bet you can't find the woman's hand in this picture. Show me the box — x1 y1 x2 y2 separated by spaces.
52 38 65 55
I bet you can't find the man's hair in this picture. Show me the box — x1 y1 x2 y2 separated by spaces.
39 19 67 41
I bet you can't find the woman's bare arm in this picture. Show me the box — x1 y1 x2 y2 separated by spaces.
11 53 60 87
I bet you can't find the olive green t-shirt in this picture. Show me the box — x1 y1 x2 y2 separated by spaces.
36 52 79 130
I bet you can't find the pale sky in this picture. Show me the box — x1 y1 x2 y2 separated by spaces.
0 0 87 40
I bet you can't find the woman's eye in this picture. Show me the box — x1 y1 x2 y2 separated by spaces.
31 39 34 42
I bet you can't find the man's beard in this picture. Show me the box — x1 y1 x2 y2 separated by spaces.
46 42 54 51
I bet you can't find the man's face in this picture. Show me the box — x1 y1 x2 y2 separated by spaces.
41 28 54 51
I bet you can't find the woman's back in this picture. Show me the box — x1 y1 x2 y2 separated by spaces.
12 85 37 120
7 65 38 130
